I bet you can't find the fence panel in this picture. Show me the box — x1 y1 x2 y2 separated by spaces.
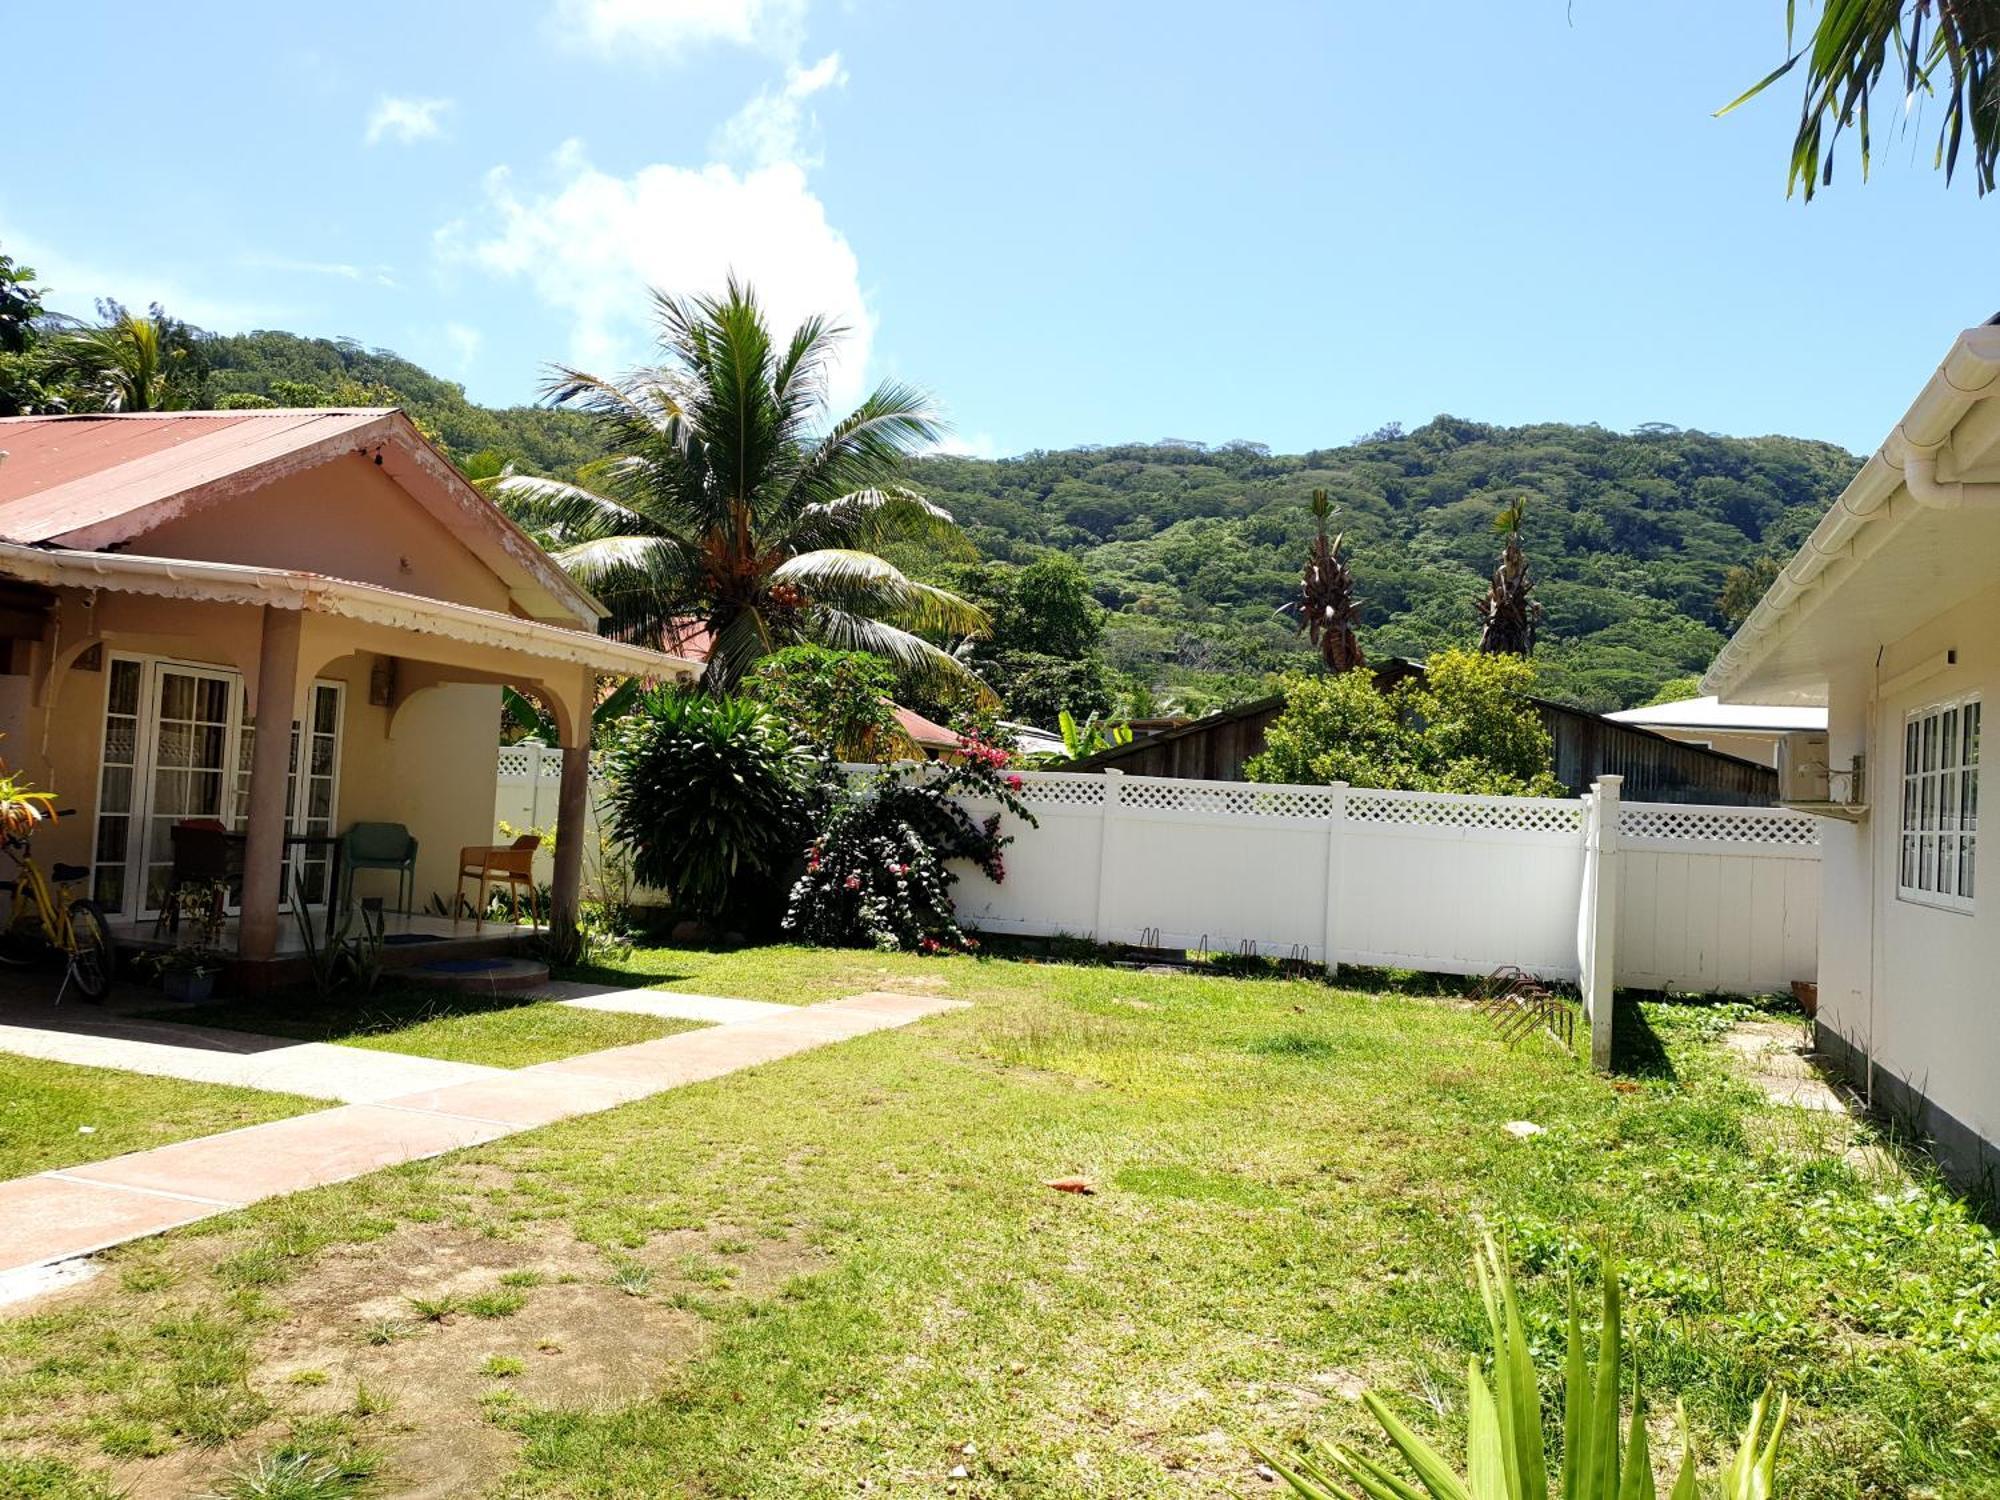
1339 789 1586 978
494 755 1822 999
1614 802 1820 994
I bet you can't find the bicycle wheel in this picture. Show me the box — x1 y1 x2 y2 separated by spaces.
65 899 116 999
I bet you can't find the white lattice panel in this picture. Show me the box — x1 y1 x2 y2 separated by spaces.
1619 804 1819 848
1346 791 1584 834
1015 776 1106 808
1114 780 1339 821
496 748 535 779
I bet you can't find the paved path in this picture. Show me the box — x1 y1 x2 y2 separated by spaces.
0 1011 505 1103
0 990 963 1293
0 984 817 1102
1724 1019 1850 1113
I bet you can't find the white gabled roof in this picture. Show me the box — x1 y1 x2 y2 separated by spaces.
1703 324 2000 705
1606 696 1824 733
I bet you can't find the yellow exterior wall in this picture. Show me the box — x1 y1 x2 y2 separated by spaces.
132 455 513 614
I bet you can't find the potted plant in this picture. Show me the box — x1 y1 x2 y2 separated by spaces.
145 878 229 1002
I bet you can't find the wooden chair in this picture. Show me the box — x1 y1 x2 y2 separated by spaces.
454 835 542 930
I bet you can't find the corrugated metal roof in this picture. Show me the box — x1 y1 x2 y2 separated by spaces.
0 410 392 544
1604 696 1825 733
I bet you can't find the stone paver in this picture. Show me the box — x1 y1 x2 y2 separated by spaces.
0 990 967 1288
542 981 796 1025
0 1176 222 1273
1725 1019 1852 1114
0 1014 506 1104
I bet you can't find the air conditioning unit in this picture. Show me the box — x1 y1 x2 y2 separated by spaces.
1778 730 1830 802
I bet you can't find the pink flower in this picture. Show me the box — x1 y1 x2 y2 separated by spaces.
1006 774 1024 790
843 874 861 892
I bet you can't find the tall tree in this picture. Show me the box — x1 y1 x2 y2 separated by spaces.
0 251 48 417
494 279 990 697
1719 554 1784 630
1290 487 1365 672
1722 1 2000 197
1475 496 1542 656
52 308 208 412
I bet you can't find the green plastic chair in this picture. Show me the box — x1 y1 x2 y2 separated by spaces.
339 822 418 914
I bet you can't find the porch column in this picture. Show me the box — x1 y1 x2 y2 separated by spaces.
548 665 595 939
240 607 302 961
549 743 589 937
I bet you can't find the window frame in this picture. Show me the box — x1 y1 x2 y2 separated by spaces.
1898 692 1980 914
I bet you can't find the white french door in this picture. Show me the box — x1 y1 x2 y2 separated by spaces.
91 655 343 918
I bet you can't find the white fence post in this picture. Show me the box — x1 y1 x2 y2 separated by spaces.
1322 781 1348 974
1093 770 1122 942
1581 775 1622 1070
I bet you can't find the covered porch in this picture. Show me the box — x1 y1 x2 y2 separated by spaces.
0 539 693 971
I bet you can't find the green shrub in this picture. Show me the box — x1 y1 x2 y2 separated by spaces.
1248 649 1565 796
601 688 812 926
745 645 913 761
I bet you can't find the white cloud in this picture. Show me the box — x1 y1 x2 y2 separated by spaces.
553 0 808 59
443 322 482 370
365 96 452 146
239 252 399 288
931 431 1002 460
714 50 846 168
445 137 874 413
2 222 288 332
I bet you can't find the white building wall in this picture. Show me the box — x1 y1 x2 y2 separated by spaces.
1821 582 2000 1169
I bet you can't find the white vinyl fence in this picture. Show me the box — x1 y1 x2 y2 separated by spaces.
940 769 1821 1067
496 750 1821 1067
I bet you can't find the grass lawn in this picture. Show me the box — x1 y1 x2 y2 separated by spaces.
0 1056 321 1180
3 947 1996 1499
148 985 711 1068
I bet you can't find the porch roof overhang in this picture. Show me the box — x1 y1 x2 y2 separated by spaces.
0 539 698 681
1704 324 2000 707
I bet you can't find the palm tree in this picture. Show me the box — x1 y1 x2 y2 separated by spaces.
1289 487 1365 673
493 279 991 697
1720 1 2000 198
56 314 187 412
1476 495 1541 656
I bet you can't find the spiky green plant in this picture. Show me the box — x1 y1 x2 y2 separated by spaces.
1256 1237 1788 1500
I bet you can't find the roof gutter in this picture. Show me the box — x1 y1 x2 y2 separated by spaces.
1703 325 2000 700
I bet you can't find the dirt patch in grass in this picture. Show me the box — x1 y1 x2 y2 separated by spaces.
6 1218 828 1500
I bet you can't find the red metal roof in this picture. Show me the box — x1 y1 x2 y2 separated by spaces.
892 704 964 749
0 410 392 544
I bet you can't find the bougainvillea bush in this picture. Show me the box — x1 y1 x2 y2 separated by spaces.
783 734 1037 952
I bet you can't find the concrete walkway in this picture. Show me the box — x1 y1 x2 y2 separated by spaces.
0 989 963 1290
0 984 807 1103
0 1011 506 1103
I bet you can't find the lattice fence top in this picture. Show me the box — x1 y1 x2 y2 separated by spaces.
1013 775 1108 808
1619 803 1820 847
1113 779 1340 821
497 746 594 780
1347 790 1585 834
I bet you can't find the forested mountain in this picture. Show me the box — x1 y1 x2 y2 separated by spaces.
17 315 1859 714
904 421 1857 712
199 331 605 476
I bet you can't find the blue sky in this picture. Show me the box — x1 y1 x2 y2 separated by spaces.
4 2 1992 459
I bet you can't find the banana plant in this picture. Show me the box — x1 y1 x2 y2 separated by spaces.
1256 1236 1787 1500
1057 707 1133 760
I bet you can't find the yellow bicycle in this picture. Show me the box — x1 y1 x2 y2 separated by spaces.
0 814 116 1001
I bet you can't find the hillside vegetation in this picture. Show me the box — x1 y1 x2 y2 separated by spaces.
906 421 1856 711
178 330 1857 712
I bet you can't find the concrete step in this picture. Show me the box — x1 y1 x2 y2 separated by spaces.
401 956 552 994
